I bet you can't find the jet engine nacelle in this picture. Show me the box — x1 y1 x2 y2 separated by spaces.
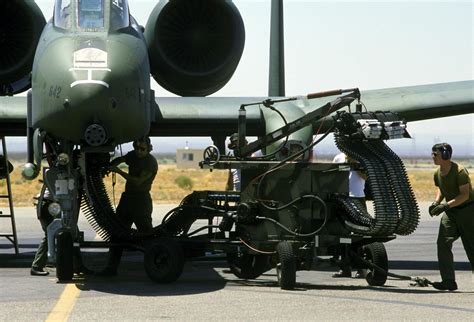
145 0 245 97
0 0 46 96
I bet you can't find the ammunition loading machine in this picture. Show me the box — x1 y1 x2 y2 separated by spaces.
146 88 420 289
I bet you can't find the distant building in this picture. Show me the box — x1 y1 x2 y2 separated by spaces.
176 148 204 169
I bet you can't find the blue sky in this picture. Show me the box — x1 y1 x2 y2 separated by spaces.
13 0 473 156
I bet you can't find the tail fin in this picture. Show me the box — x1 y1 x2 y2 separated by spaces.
268 0 285 96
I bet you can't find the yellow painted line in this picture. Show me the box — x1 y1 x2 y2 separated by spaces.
46 283 81 322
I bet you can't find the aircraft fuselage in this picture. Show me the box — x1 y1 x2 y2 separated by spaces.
31 3 151 146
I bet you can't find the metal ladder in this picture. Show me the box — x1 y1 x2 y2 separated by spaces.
0 137 18 254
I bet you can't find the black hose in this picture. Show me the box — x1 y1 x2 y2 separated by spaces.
186 225 221 237
255 195 328 237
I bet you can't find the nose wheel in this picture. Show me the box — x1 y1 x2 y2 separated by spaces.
55 230 74 281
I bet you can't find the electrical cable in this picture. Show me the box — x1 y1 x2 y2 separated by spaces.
186 225 221 237
235 103 289 161
239 238 276 255
255 194 328 237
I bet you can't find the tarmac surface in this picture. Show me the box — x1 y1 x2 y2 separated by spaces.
1 202 473 321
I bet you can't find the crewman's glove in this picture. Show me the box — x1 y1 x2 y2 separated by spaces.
429 202 449 217
428 201 439 216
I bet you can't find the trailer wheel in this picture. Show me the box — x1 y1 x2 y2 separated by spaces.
227 253 271 279
276 241 296 290
144 239 184 283
56 230 74 281
362 242 388 286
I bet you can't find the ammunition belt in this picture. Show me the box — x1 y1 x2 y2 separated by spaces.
81 155 138 242
334 131 419 236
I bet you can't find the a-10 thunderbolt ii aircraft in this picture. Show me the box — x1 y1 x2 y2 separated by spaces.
0 0 472 287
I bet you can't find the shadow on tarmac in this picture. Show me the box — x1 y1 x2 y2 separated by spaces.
70 254 228 297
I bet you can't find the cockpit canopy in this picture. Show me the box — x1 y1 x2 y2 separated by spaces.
54 0 129 31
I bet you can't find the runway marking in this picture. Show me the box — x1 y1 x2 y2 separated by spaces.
46 284 81 322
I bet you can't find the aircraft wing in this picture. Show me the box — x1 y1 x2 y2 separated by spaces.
351 80 473 122
0 80 472 137
149 96 266 137
150 80 474 137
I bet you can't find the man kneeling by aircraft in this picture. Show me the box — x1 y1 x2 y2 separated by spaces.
429 143 474 291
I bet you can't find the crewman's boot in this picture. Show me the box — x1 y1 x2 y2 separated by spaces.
432 280 458 291
30 266 49 276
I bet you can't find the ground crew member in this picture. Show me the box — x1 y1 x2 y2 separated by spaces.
30 186 92 276
429 143 474 291
100 136 158 275
332 152 366 279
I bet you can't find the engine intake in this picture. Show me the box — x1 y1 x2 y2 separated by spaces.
145 0 245 96
0 0 45 96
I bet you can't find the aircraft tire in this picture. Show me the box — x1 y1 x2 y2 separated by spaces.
144 239 184 283
227 253 271 279
362 242 388 286
276 241 296 290
56 230 74 281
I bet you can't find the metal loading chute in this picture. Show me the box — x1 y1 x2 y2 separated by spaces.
333 111 419 236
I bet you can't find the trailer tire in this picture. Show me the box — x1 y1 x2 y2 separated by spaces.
362 242 388 286
56 230 74 281
144 239 184 283
227 253 271 279
276 241 296 290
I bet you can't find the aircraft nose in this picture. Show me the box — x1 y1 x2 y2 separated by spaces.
69 47 111 89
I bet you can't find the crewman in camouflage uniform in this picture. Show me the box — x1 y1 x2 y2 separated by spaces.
100 136 158 275
429 143 474 291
